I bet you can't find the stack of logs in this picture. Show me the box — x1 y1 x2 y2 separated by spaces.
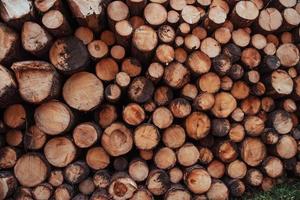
0 0 300 199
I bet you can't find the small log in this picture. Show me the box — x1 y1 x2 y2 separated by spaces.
158 25 175 44
164 62 190 89
275 135 297 159
212 54 231 76
113 157 128 171
49 36 90 75
193 93 215 111
87 40 108 61
14 153 49 187
261 129 279 145
245 168 263 186
128 76 154 103
276 43 299 67
241 137 266 167
200 37 221 58
280 8 300 31
95 104 118 129
44 137 76 167
75 26 94 45
176 143 199 167
265 70 294 96
132 25 158 63
101 122 133 157
128 159 149 182
212 92 237 118
169 167 183 184
211 118 230 137
108 173 137 200
227 160 247 179
198 72 220 93
162 125 186 149
101 30 116 46
12 60 61 104
93 170 111 189
24 125 47 150
262 156 284 178
115 20 133 48
146 169 170 196
34 100 74 135
154 147 176 169
187 50 211 75
207 160 225 179
134 124 160 150
184 165 212 194
32 183 53 200
181 5 201 27
54 184 74 200
206 180 229 200
3 104 26 129
215 140 238 163
268 110 293 134
121 57 142 78
116 72 131 89
0 146 18 169
244 116 264 136
122 103 145 126
155 44 175 64
64 161 90 184
154 86 173 106
87 147 111 170
152 107 173 129
105 83 122 103
185 112 211 140
232 28 250 47
79 178 95 195
73 122 101 149
226 179 245 197
5 129 23 147
48 170 63 187
146 62 164 83
144 3 167 27
42 10 72 37
63 72 104 111
96 58 118 82
258 8 282 33
231 1 259 27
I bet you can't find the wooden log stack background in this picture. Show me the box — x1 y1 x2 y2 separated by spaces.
0 0 300 199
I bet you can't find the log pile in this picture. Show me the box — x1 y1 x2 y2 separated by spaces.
0 0 300 199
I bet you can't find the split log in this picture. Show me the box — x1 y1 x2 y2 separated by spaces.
0 23 21 66
21 21 53 56
0 0 34 29
67 0 104 32
12 61 61 104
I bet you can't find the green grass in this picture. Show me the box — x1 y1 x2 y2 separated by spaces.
243 181 300 200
